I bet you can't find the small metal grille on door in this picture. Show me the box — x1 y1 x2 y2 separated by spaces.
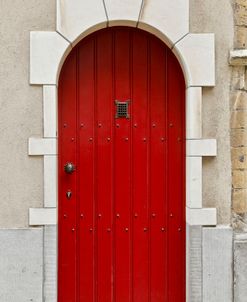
115 100 130 118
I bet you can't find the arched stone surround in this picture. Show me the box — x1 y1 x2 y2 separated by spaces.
28 1 217 300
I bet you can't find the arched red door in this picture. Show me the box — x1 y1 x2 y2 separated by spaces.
58 27 185 302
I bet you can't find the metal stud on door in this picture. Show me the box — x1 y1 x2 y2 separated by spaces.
58 27 185 302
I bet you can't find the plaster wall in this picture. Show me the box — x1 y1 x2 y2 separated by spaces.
0 1 233 228
0 0 56 227
190 0 234 224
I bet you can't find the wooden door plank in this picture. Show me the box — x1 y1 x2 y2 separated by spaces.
58 50 77 302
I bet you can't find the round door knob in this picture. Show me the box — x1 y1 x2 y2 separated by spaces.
64 162 75 174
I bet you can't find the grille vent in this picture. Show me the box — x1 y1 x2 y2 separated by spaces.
115 100 130 119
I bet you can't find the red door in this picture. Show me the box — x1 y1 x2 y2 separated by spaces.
58 27 185 302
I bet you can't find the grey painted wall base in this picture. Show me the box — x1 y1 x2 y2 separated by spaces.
203 226 233 302
234 232 247 302
0 226 234 302
0 228 43 302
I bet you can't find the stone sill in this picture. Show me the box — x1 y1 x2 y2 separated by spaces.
229 49 247 66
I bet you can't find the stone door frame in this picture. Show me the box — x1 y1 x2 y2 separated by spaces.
28 1 217 300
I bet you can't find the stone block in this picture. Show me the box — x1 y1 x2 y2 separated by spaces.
28 137 57 155
235 0 247 27
186 157 202 208
0 229 43 302
30 31 71 85
232 170 247 189
43 85 57 138
231 90 247 110
233 189 247 213
186 87 202 139
231 66 245 90
186 208 217 226
231 111 247 129
229 49 247 66
234 236 247 302
186 139 217 157
232 213 247 231
174 33 215 87
231 147 247 169
231 129 247 147
44 155 57 208
105 0 142 26
29 208 56 225
138 0 189 47
203 227 233 302
234 26 247 49
57 0 107 45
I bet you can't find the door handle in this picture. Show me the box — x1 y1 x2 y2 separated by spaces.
64 162 75 174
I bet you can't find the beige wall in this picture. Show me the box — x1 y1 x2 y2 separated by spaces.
0 0 56 227
190 0 234 224
0 0 234 227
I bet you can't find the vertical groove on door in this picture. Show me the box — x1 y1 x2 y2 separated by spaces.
129 30 134 302
114 28 131 302
93 36 98 302
96 30 113 302
78 37 95 302
167 47 171 302
150 37 167 302
110 32 114 302
76 47 80 302
167 49 186 302
180 63 186 301
178 65 185 301
132 31 149 302
164 47 168 302
147 37 151 302
112 30 116 302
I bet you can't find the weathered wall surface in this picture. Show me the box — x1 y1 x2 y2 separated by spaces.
190 0 234 224
0 0 56 227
